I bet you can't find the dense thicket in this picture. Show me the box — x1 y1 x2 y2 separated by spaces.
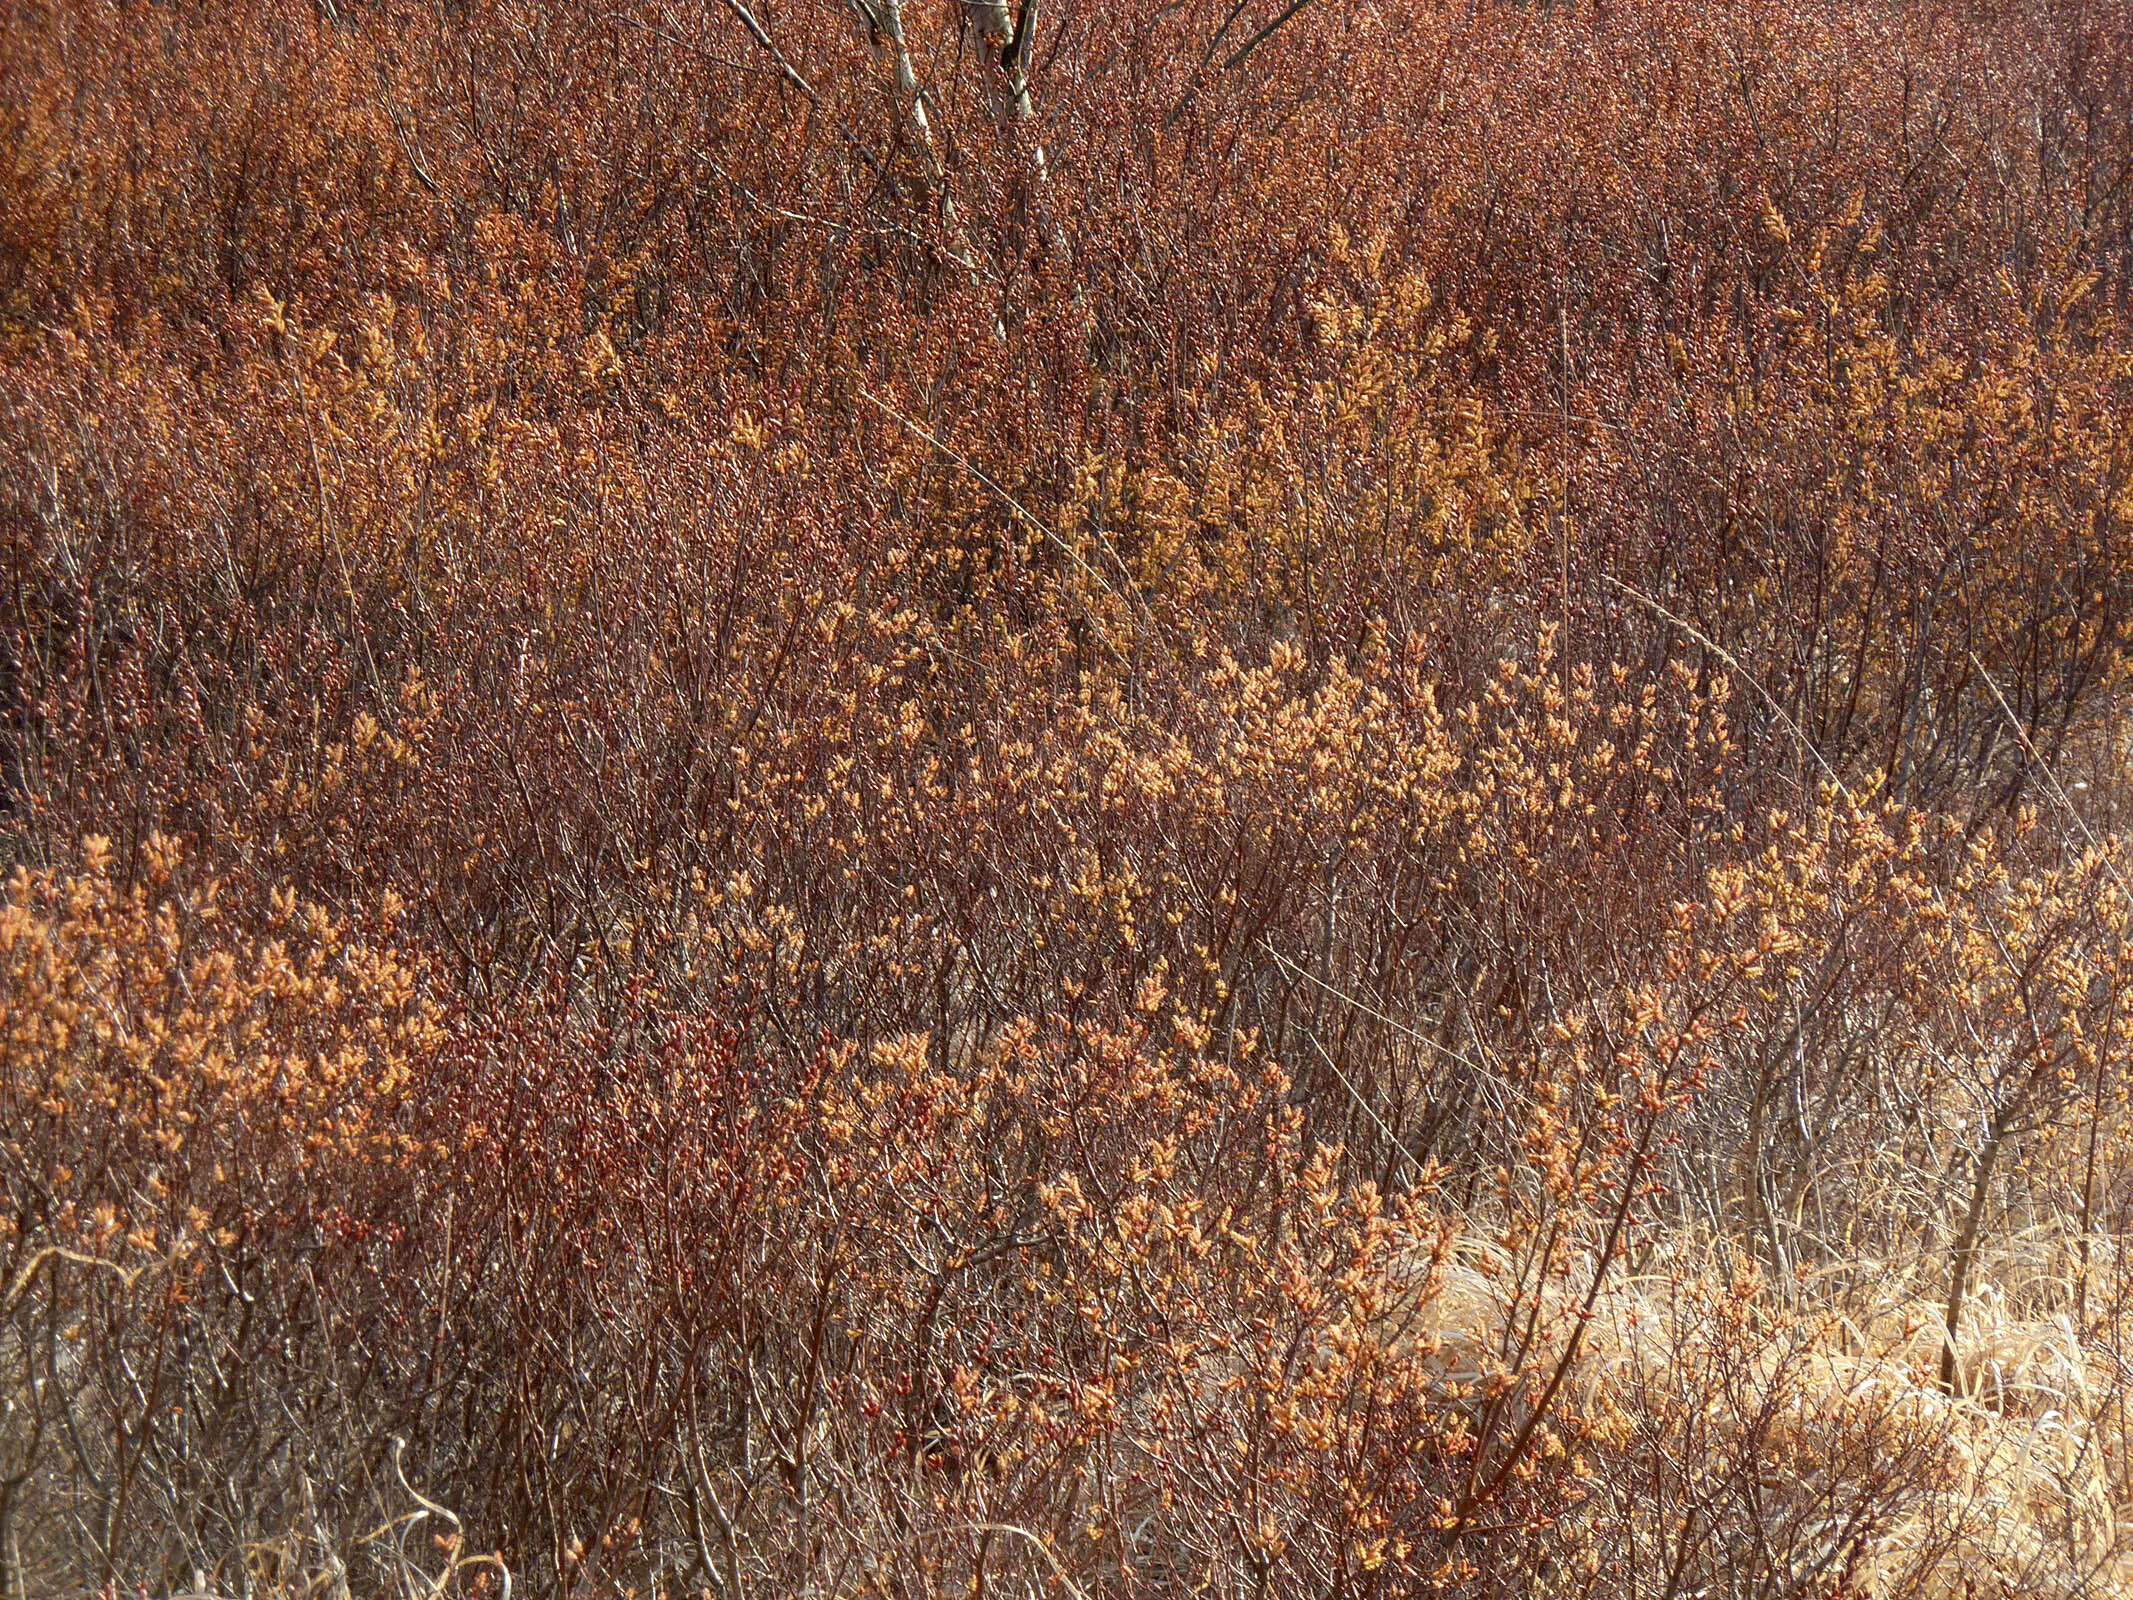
3 0 2133 1594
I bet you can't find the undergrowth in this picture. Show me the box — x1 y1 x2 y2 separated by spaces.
4 0 2133 1593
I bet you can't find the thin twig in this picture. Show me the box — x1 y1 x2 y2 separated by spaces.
1224 0 1318 70
1968 650 2125 894
856 388 1161 639
1603 574 1851 802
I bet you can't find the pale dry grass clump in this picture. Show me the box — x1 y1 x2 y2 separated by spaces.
1405 1228 2133 1598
